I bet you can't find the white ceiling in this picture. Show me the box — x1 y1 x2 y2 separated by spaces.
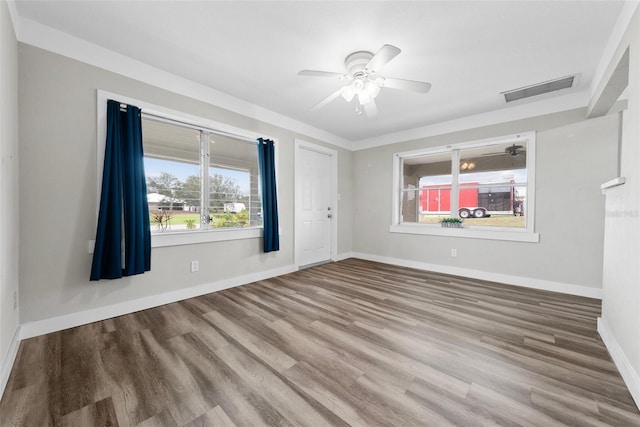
13 1 625 144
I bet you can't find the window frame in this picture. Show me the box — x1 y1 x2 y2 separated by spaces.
390 132 539 243
96 90 277 248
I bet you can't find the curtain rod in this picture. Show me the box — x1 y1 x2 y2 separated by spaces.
113 100 258 145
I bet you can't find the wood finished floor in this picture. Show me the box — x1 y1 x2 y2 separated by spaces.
1 258 639 426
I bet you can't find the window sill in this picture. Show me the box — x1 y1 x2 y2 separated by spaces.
151 227 263 248
389 224 539 243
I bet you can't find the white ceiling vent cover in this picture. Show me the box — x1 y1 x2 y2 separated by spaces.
502 75 575 102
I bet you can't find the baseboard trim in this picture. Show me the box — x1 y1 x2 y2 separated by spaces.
598 317 640 410
0 326 21 401
20 264 297 340
334 251 353 262
351 252 603 299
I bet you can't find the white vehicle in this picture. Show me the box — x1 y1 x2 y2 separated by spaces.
223 203 246 213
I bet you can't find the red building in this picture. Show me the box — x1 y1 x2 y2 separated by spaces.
420 180 515 213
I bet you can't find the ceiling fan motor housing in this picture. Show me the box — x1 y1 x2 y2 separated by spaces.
345 51 374 75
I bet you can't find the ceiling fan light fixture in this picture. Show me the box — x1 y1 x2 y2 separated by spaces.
460 161 476 171
352 77 365 94
365 81 381 98
341 86 355 102
358 91 371 106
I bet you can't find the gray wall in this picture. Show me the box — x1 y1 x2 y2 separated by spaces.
352 109 618 291
18 44 352 323
0 1 20 370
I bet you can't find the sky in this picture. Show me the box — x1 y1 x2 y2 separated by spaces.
144 158 251 193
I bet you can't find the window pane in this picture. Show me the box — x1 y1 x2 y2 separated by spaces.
143 118 202 232
456 142 527 228
403 152 453 224
209 134 261 228
417 180 453 224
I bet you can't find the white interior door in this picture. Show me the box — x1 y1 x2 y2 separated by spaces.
296 143 334 267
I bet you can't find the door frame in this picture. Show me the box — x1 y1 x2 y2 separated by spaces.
294 139 338 268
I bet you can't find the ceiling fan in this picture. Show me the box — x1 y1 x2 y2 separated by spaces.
298 44 431 117
482 144 526 157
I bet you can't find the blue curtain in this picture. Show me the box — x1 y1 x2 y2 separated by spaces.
90 100 151 280
257 138 279 252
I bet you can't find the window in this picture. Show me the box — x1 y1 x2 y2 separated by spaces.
142 117 262 234
96 90 273 247
392 132 538 242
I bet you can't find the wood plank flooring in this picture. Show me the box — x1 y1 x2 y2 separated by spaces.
1 258 639 426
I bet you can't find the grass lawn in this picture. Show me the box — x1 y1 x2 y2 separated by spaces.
420 214 526 228
150 211 251 226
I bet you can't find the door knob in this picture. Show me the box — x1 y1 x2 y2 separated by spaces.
327 213 333 218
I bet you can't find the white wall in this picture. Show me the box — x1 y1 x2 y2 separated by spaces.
598 6 640 408
0 0 20 379
18 44 352 325
352 109 618 296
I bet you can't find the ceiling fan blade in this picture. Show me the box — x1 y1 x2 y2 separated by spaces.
311 88 344 110
365 44 401 74
363 98 378 117
298 70 349 79
380 77 432 93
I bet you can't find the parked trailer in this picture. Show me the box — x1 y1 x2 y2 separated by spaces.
419 180 516 218
458 207 488 218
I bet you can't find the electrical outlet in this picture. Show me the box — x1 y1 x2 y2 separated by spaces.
451 249 457 257
190 260 199 273
13 290 17 310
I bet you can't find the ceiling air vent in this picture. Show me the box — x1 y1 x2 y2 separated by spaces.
502 75 575 103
